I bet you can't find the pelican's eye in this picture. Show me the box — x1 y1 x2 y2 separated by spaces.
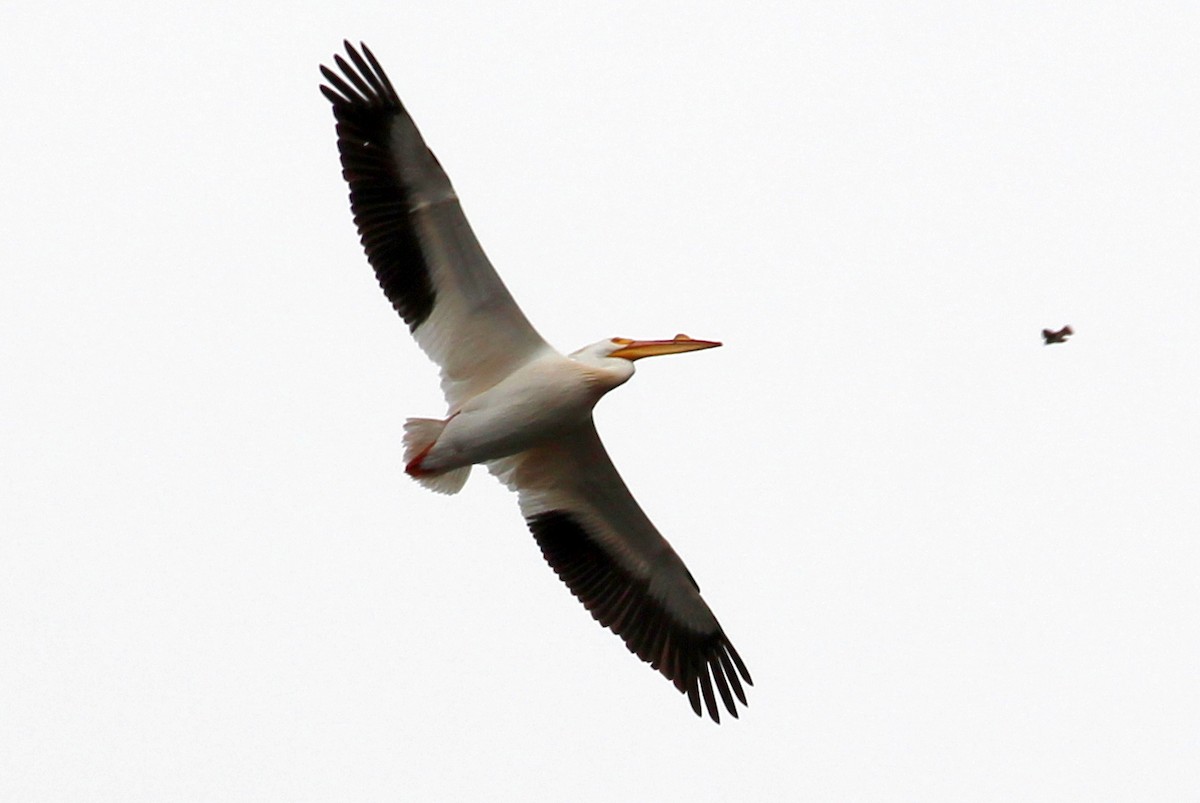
611 337 633 345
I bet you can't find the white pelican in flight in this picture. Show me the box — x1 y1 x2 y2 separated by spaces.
320 42 751 721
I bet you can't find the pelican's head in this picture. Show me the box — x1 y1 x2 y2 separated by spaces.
571 334 721 386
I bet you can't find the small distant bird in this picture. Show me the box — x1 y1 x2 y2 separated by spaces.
1042 326 1073 345
320 42 750 721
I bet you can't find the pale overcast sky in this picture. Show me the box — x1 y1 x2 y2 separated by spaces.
3 1 1198 800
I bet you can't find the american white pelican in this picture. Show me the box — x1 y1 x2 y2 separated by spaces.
1042 325 1073 345
320 42 751 721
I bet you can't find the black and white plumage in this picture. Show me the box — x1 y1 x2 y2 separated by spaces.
320 41 750 721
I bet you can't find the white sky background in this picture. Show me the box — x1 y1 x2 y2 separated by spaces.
2 0 1198 799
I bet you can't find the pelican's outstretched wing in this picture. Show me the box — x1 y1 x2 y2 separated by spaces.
489 422 752 721
320 42 553 407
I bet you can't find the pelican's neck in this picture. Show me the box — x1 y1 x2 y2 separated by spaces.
587 357 636 391
568 341 636 392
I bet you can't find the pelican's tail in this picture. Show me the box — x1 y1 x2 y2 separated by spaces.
403 417 471 495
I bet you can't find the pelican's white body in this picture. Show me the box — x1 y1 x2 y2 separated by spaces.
414 346 635 475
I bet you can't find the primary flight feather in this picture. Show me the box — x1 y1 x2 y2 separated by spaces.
320 41 751 721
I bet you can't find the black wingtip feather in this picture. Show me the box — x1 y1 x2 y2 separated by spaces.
699 669 720 724
726 641 753 686
718 648 747 706
711 658 737 718
686 683 702 717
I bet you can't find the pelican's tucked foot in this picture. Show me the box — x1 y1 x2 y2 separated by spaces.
403 417 471 495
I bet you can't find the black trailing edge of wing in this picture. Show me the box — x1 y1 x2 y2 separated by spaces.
320 41 436 330
527 511 752 722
